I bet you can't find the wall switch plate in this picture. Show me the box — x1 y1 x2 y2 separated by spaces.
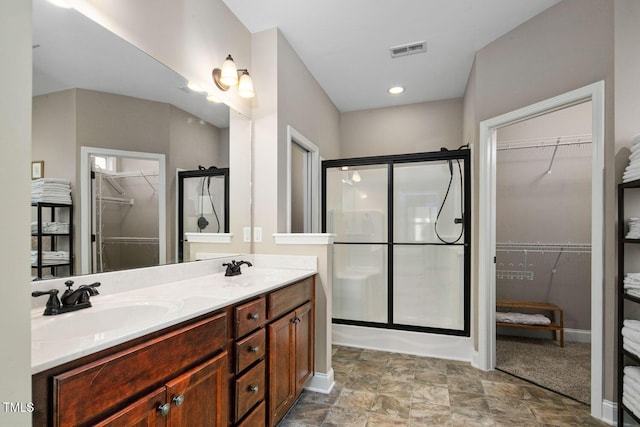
243 227 251 242
253 227 262 242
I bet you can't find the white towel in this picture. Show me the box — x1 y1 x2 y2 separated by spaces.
624 342 640 358
625 366 640 383
625 320 640 334
627 289 640 299
495 312 551 325
623 328 640 349
624 379 640 405
623 394 640 419
625 162 640 173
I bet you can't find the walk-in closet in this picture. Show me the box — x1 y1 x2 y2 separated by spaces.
494 101 592 404
92 155 160 272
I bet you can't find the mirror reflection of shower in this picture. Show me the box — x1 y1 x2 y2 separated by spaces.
177 168 229 262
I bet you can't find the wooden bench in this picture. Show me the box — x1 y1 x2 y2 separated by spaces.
496 300 564 347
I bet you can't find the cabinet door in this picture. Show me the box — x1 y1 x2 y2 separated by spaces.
267 311 296 426
94 388 168 427
166 351 228 427
295 302 314 394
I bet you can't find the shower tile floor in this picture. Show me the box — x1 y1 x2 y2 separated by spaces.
280 345 607 426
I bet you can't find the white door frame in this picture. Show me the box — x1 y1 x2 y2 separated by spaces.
286 125 321 233
476 81 605 419
80 146 167 274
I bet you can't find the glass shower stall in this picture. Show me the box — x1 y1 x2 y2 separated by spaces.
323 149 470 336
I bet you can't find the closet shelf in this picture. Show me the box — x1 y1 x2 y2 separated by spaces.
102 237 159 245
496 133 592 151
97 196 134 206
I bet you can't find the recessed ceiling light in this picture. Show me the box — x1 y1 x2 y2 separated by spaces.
187 82 205 93
48 0 73 8
388 86 405 95
206 93 221 103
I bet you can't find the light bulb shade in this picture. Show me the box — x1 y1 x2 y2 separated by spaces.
237 71 255 98
219 55 238 87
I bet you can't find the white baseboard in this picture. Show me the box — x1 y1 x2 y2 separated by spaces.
332 324 472 362
565 328 591 343
305 369 335 394
601 399 616 425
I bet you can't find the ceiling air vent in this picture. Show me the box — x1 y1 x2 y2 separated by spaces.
390 41 427 58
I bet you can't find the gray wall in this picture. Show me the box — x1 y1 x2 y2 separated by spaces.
496 102 592 331
464 0 615 400
0 0 32 425
32 88 225 267
340 98 463 158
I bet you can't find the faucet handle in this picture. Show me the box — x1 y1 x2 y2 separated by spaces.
31 289 62 316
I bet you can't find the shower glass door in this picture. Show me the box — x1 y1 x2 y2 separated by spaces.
323 150 470 336
325 164 389 323
393 160 466 331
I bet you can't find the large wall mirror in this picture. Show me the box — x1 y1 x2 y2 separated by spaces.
31 0 252 279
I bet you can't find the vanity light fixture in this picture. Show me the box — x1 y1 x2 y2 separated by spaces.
388 86 405 95
212 54 255 98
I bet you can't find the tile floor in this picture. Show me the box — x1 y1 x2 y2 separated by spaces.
280 345 608 426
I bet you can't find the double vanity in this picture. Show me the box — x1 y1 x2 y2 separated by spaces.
30 256 317 426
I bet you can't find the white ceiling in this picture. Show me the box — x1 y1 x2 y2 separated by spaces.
222 0 561 112
32 0 230 128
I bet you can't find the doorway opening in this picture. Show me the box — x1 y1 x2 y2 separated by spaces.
80 147 166 274
494 101 592 404
477 81 605 419
287 126 320 233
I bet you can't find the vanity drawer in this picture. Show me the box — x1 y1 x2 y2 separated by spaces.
268 276 313 320
235 328 266 373
235 360 265 422
238 401 265 427
52 313 226 427
235 297 266 338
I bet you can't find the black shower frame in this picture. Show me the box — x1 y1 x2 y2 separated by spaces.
177 168 229 262
322 149 471 337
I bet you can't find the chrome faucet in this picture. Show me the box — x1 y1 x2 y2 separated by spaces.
32 280 101 316
222 260 252 276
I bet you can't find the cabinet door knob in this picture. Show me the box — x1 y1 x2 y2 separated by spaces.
293 317 301 324
157 403 171 416
248 385 259 393
173 394 185 407
249 312 259 320
249 345 260 353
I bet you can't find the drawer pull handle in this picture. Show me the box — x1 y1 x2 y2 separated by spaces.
173 394 185 407
249 312 259 320
248 385 259 393
249 345 260 353
158 403 171 416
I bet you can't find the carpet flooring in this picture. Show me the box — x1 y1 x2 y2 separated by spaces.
496 335 591 405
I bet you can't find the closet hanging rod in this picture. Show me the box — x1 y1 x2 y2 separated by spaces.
97 195 134 206
496 242 591 248
102 236 159 244
497 133 592 151
496 248 589 254
99 169 159 178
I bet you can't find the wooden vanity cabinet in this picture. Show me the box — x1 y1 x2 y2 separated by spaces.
32 275 315 427
95 352 228 427
35 312 228 427
267 277 315 427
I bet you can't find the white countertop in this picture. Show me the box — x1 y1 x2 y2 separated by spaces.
31 267 315 374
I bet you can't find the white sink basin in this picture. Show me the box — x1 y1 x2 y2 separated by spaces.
32 297 183 342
